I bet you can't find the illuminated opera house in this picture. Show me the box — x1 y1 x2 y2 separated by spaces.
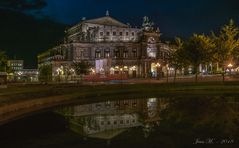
38 11 172 80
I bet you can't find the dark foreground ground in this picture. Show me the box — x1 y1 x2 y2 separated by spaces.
0 98 238 148
1 80 239 147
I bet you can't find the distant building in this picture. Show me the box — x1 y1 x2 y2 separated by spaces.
38 12 172 81
7 60 24 72
7 60 38 82
15 69 39 82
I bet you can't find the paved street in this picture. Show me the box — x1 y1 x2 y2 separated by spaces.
128 75 237 84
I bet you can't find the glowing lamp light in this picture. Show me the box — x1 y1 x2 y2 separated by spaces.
130 66 136 71
156 63 161 67
56 67 63 75
18 72 23 75
91 68 95 73
100 68 104 72
56 68 61 73
169 68 174 71
228 63 233 68
70 68 75 73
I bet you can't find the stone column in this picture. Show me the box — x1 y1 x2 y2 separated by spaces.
145 61 147 78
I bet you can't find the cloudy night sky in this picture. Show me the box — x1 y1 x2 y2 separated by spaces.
1 0 239 67
41 0 239 37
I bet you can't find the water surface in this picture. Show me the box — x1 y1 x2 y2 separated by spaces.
0 97 239 148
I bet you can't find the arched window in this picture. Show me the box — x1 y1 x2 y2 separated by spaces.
95 49 101 58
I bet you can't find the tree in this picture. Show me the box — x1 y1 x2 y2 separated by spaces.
183 34 215 82
39 65 52 82
0 51 8 72
212 19 239 82
72 61 91 80
169 37 188 83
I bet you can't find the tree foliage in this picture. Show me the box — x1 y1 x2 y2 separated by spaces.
72 61 91 76
212 19 239 82
183 34 215 82
39 64 52 82
169 37 188 82
0 50 11 72
212 19 239 64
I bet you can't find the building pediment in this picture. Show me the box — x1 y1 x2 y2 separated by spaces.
84 16 129 28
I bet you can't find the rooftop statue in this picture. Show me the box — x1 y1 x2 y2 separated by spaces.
142 16 154 31
106 10 110 16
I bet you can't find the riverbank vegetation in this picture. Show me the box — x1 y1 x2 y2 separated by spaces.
170 20 239 83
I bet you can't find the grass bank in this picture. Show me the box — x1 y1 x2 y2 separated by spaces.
1 82 239 106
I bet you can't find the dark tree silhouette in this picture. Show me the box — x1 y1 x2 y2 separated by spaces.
0 0 46 10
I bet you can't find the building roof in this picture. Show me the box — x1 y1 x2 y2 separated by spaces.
83 16 129 28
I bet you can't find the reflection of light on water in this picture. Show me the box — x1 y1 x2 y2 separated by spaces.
56 98 166 140
147 98 158 118
147 98 157 108
143 123 154 138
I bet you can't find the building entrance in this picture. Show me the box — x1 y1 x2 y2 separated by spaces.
151 63 161 78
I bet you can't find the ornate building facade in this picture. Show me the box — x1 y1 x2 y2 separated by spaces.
38 12 172 79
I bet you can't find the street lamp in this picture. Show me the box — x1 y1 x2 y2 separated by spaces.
228 63 233 68
56 68 63 75
118 67 124 86
228 63 233 75
56 67 64 82
155 63 161 80
119 68 124 81
166 64 169 83
110 67 115 75
90 68 95 74
17 71 23 81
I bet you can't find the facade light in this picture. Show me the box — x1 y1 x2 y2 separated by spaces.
228 63 233 68
156 63 161 67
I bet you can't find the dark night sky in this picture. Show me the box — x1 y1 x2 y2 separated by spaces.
41 0 239 37
1 0 239 68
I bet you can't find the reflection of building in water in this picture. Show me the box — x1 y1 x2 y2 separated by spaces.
57 98 167 139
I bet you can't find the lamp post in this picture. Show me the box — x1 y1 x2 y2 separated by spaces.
155 63 161 80
69 68 75 81
228 63 233 75
120 68 123 80
166 64 169 83
17 71 23 81
56 67 63 82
